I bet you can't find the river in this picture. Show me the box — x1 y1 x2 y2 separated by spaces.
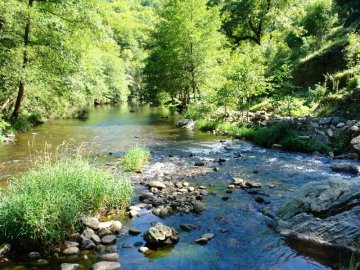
0 105 355 270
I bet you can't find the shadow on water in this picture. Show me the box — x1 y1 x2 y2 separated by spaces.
0 105 357 269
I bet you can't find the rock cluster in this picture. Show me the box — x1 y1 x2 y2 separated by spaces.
135 180 208 217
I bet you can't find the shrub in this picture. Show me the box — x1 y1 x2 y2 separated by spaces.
196 120 219 132
122 146 151 172
0 158 133 250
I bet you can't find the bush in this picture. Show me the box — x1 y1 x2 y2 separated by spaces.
196 120 219 132
122 146 151 172
0 158 133 250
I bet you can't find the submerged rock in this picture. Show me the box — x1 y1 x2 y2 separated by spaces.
143 223 179 246
331 163 360 175
277 178 360 252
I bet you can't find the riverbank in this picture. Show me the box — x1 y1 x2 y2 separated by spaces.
178 112 360 160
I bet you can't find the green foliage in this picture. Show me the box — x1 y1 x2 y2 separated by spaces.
0 158 133 249
144 0 225 104
0 0 159 121
301 0 336 42
122 146 151 172
196 120 219 132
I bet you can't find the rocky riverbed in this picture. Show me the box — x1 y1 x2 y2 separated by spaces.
1 105 360 270
1 138 360 269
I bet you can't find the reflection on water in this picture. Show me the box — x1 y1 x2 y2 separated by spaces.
0 105 214 183
0 105 355 270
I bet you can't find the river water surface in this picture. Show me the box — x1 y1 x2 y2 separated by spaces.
0 105 356 270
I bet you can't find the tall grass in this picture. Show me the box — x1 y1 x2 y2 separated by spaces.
122 146 151 172
0 154 133 250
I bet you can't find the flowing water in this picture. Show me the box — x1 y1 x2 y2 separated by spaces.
0 105 357 270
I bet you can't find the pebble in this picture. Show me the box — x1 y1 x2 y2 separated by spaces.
195 237 208 245
139 247 149 253
129 228 141 235
83 217 100 230
192 202 206 213
101 235 117 245
201 233 215 240
129 210 139 218
180 224 196 232
65 241 79 248
99 221 113 229
28 252 41 260
110 221 122 234
92 261 121 270
63 247 79 255
61 263 80 270
99 253 119 262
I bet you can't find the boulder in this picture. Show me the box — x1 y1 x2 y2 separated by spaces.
143 223 179 246
277 178 360 252
176 119 195 130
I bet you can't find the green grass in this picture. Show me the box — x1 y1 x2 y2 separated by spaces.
196 120 331 154
122 146 151 172
348 256 360 270
0 157 133 250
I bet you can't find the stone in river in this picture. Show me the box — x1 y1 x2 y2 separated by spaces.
92 261 121 270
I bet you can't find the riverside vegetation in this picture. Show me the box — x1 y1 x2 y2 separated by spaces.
0 0 360 269
0 0 359 157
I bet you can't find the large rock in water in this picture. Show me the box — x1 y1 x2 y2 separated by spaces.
143 223 179 246
176 119 195 130
277 178 360 252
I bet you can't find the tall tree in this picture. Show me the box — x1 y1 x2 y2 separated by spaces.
144 0 225 105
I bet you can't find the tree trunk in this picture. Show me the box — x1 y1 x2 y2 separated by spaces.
12 0 34 120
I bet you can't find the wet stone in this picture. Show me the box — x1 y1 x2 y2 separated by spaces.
99 253 119 262
61 263 80 270
83 217 100 230
63 247 79 255
129 228 141 236
28 252 41 260
92 261 121 270
101 235 117 245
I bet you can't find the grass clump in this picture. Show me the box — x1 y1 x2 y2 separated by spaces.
0 158 133 250
122 146 151 172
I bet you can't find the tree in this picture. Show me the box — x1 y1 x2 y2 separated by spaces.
220 45 269 117
0 0 130 120
144 0 225 106
219 0 288 46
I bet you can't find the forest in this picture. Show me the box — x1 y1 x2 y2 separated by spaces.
0 0 359 134
0 1 360 270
